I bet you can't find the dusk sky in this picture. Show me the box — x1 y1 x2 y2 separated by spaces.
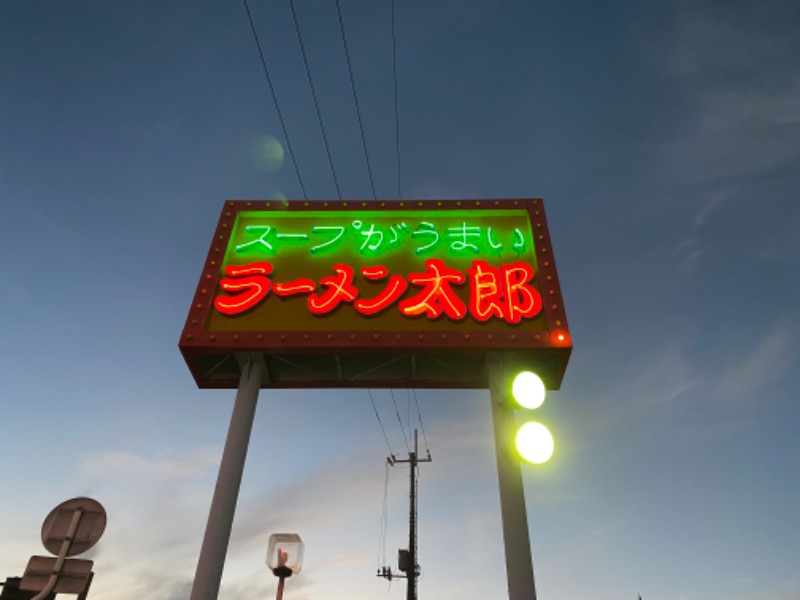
1 1 799 599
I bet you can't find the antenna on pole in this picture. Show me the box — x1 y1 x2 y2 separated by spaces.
377 429 431 600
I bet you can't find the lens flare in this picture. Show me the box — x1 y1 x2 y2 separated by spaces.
253 135 285 173
516 422 554 464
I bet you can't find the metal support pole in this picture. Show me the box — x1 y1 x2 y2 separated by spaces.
31 508 84 600
190 353 266 600
488 355 538 600
275 576 286 600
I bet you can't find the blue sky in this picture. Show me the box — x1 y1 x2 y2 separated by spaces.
1 1 799 599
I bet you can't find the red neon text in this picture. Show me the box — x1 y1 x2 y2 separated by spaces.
214 259 543 323
214 262 273 315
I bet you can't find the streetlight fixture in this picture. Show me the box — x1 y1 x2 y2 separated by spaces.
511 371 555 464
515 421 555 464
266 533 304 600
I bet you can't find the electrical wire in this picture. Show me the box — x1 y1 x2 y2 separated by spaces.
335 0 378 199
390 388 410 451
390 0 402 199
407 389 411 443
243 0 308 199
288 0 342 200
412 388 430 455
378 458 390 568
369 388 395 458
413 466 419 564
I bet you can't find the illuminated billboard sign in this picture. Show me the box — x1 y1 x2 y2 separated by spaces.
179 199 571 389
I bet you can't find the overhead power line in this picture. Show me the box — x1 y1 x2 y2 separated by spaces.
335 0 378 200
390 0 402 200
288 0 342 200
390 388 410 452
369 388 395 458
243 0 308 199
412 388 430 455
378 458 390 568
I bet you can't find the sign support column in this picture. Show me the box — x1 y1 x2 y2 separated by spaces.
488 355 538 600
190 353 266 600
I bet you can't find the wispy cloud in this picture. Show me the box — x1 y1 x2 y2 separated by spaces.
576 340 700 434
57 405 505 600
692 189 733 227
651 4 800 189
672 237 710 273
67 447 227 598
712 315 798 403
80 447 220 478
574 310 798 442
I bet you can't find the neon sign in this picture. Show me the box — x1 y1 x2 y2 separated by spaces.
213 208 543 326
179 200 572 390
232 215 528 258
214 258 542 323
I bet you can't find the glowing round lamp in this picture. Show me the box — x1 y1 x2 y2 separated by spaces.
516 422 554 464
511 371 546 409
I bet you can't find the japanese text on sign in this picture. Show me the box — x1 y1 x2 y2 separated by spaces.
233 219 529 258
214 258 543 324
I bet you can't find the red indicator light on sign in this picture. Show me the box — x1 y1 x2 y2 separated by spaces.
552 332 569 344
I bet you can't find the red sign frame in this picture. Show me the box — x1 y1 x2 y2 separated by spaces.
179 199 571 389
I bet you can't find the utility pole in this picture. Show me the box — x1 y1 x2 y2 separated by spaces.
377 430 431 600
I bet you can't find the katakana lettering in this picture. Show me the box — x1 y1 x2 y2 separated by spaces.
273 278 316 296
235 225 276 254
355 265 408 315
307 264 359 315
310 226 347 254
276 232 310 242
214 262 273 315
215 258 542 324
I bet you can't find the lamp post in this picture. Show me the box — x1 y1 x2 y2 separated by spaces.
488 355 557 600
266 534 304 600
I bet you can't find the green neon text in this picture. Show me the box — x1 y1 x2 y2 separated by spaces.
234 219 530 259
